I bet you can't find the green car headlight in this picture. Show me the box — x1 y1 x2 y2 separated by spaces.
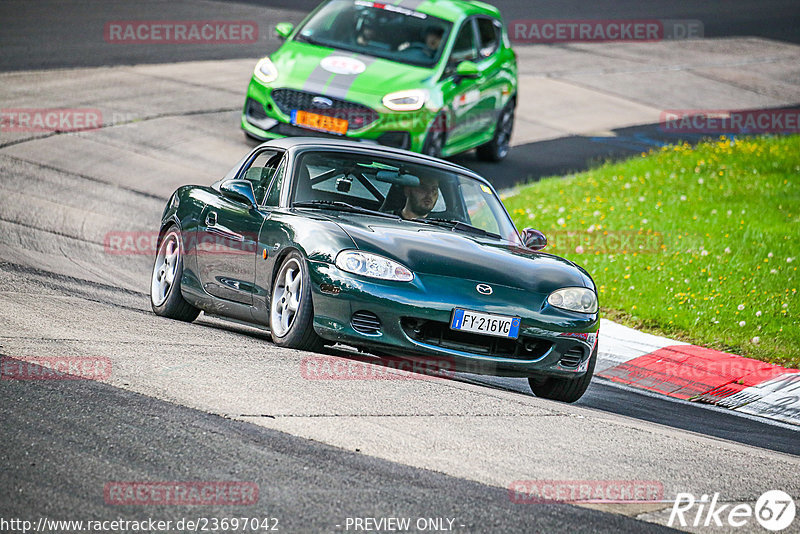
547 287 598 314
382 89 428 111
335 250 414 282
254 57 278 84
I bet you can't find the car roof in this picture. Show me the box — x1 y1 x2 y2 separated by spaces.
257 137 494 187
414 0 502 22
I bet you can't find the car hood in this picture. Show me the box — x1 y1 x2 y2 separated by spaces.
330 214 592 294
271 41 435 98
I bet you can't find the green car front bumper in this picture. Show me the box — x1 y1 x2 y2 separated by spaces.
242 79 436 152
308 260 599 379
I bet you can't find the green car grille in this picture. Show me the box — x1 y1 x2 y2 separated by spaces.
270 89 380 130
401 318 554 360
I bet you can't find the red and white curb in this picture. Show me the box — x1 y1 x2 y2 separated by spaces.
596 319 800 426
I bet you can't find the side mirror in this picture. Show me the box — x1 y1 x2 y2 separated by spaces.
220 180 257 208
455 60 480 81
522 228 547 251
275 22 294 41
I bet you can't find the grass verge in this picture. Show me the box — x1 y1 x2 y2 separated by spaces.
503 135 799 368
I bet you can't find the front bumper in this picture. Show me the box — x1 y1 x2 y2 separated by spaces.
308 260 599 379
241 79 434 153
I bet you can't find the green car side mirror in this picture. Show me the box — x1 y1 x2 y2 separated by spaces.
455 61 480 80
275 22 294 41
522 228 547 251
220 180 257 208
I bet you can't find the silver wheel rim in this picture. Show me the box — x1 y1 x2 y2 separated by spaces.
271 258 303 338
151 231 180 307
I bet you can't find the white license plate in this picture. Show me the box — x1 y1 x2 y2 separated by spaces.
450 308 521 339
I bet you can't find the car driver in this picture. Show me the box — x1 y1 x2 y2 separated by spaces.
395 176 440 220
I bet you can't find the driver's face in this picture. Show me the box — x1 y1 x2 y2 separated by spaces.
425 33 442 51
405 178 439 217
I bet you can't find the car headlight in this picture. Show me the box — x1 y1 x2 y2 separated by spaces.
254 57 278 84
335 250 413 282
547 287 598 314
382 89 428 111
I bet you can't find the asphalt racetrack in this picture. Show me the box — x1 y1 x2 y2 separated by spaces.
1 1 799 532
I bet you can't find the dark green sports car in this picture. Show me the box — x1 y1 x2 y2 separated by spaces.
151 138 599 402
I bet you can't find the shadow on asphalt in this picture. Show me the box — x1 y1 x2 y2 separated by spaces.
194 314 800 457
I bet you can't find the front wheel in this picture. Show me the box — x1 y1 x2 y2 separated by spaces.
528 345 596 403
269 251 323 351
422 114 447 159
150 226 200 322
476 101 514 162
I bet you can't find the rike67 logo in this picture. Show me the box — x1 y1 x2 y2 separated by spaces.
669 490 796 531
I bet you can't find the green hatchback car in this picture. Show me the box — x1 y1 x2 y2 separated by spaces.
242 0 518 161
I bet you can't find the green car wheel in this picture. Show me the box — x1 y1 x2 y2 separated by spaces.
150 226 200 322
529 345 597 403
477 101 515 162
270 251 324 351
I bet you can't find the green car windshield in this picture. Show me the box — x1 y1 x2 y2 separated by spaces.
295 0 452 68
292 151 522 245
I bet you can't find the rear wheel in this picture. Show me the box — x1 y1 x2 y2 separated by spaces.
150 226 200 322
528 345 596 403
269 251 323 351
476 101 514 162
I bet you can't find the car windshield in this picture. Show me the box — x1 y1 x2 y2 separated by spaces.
292 150 522 245
295 0 452 68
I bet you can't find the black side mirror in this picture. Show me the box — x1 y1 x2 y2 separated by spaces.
522 228 547 251
220 179 257 208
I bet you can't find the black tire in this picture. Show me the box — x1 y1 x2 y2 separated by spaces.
422 114 447 159
528 345 596 403
476 101 515 162
150 226 200 322
269 251 324 351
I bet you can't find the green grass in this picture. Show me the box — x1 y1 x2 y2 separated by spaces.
502 135 800 368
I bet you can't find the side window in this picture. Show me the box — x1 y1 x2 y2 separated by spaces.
460 180 500 235
449 20 477 65
476 18 500 58
264 157 287 207
241 149 283 205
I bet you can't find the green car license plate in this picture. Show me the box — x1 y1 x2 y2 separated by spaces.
450 308 521 339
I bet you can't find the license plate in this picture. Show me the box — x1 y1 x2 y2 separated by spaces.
291 110 348 135
450 308 521 339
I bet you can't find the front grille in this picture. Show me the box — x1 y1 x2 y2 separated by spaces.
560 346 584 368
270 89 379 130
351 311 381 335
401 318 552 359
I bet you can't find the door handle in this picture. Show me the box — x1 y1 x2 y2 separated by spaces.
205 211 217 227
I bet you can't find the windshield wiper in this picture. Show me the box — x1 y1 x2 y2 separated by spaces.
410 218 501 239
293 200 400 219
